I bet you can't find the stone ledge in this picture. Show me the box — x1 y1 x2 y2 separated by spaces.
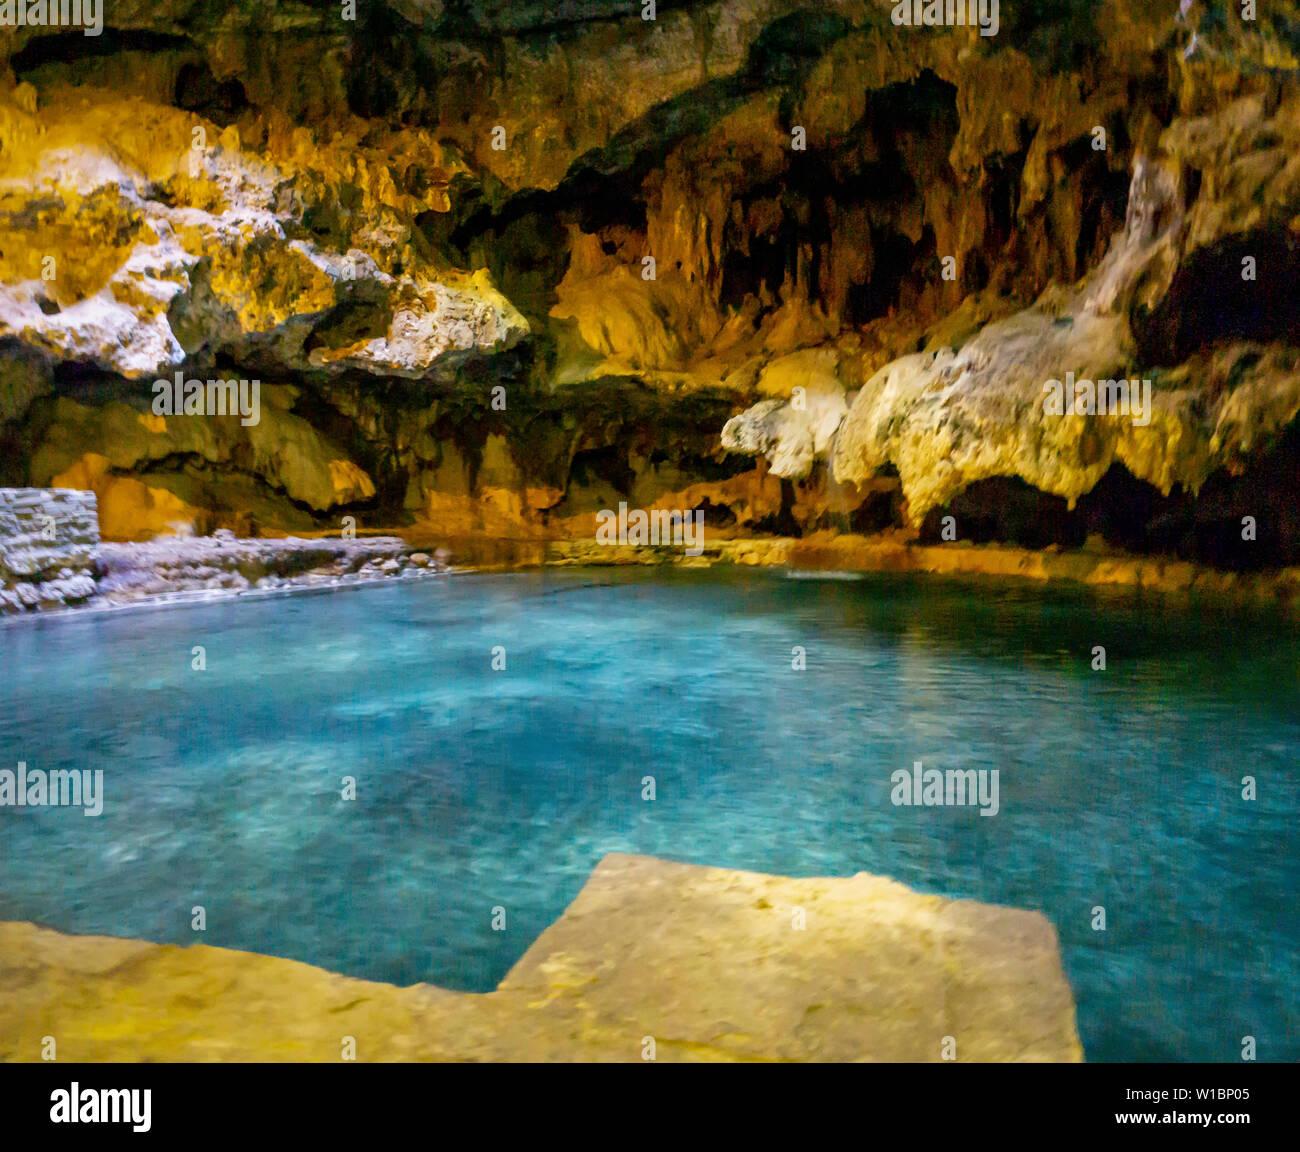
0 854 1081 1063
543 533 1300 611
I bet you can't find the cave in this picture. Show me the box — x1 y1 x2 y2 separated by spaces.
0 0 1298 1082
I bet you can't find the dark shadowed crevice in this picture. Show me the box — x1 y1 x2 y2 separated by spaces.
175 61 250 125
747 478 800 536
848 230 921 324
694 497 737 529
1134 228 1300 364
1059 135 1130 275
913 427 1300 569
566 445 636 497
302 299 396 355
743 8 851 89
1074 463 1184 554
919 477 1086 549
848 484 905 534
10 29 193 75
1162 421 1300 569
997 0 1100 72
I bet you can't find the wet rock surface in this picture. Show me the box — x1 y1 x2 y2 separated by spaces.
0 486 447 615
94 530 449 605
0 854 1083 1062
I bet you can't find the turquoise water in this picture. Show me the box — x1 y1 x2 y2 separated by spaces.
1 568 1296 1062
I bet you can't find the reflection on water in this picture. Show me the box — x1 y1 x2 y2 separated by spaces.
1 568 1296 1062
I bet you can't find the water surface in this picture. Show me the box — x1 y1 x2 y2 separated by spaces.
1 568 1296 1062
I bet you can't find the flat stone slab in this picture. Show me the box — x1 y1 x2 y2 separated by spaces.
0 854 1082 1062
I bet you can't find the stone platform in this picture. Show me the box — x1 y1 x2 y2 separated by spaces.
0 854 1082 1062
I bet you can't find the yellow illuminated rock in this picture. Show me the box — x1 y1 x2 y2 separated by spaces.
328 459 377 504
51 454 202 542
0 855 1082 1063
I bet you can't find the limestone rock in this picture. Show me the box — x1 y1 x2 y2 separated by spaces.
0 854 1082 1062
94 533 439 603
34 396 377 530
0 92 526 381
307 270 528 378
721 348 853 479
812 95 1300 522
0 488 99 613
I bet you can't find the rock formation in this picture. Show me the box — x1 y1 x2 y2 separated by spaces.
0 486 97 611
0 1 1298 571
0 854 1083 1062
0 485 446 614
94 528 447 603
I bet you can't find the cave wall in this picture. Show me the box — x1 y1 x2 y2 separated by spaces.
1 2 1299 565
